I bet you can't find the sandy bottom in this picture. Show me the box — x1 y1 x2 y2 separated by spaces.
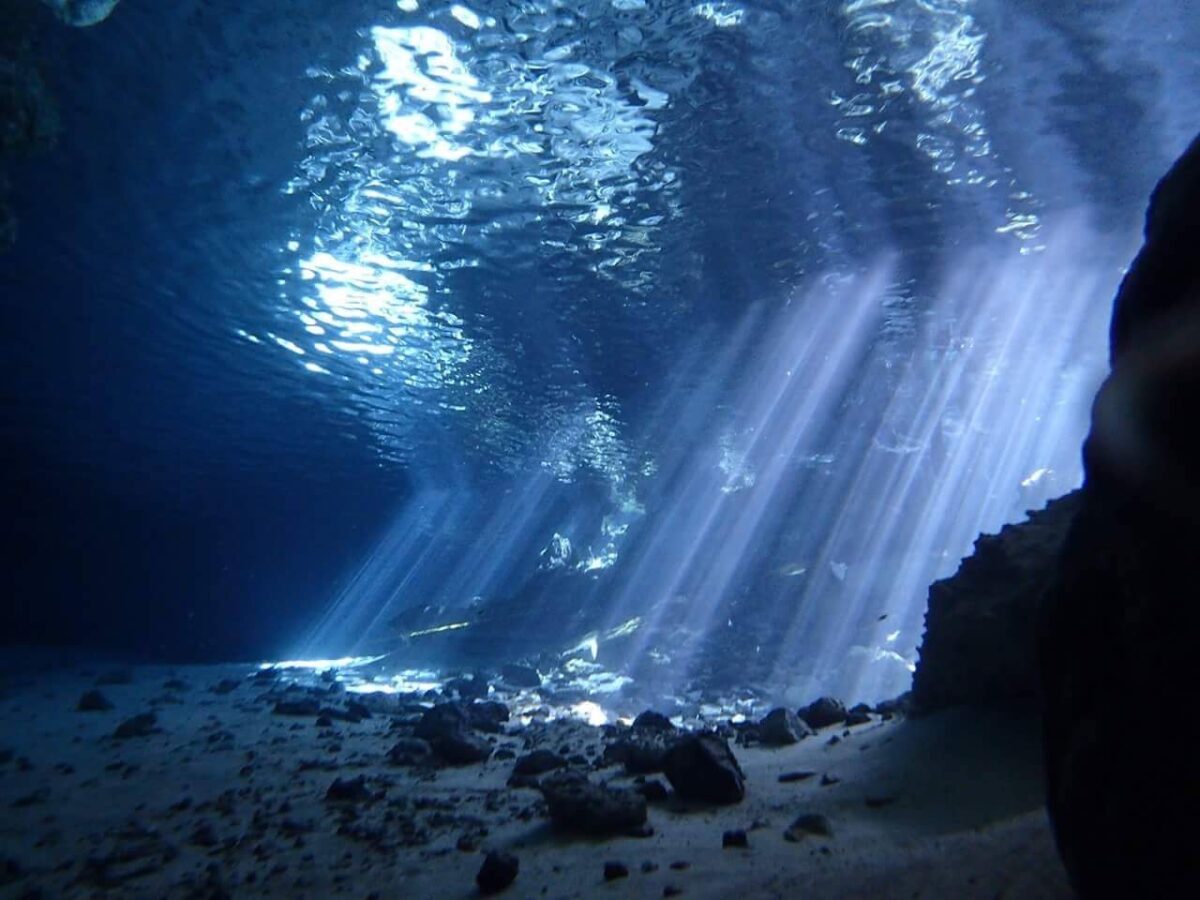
0 657 1071 899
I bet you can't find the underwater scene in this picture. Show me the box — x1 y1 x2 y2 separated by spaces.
2 1 1198 897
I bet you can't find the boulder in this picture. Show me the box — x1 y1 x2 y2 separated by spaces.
1040 133 1200 899
798 697 846 729
538 770 647 835
758 707 812 745
476 851 518 895
662 734 745 804
512 749 566 777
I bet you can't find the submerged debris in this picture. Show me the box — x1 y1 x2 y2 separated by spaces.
662 734 745 804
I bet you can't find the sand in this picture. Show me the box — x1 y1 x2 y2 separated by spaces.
0 657 1072 899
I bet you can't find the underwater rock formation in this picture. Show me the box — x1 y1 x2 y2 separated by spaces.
910 492 1081 714
39 0 120 27
1040 133 1200 899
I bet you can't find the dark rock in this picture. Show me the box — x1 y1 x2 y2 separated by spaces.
641 861 659 873
1040 134 1200 900
669 860 690 870
603 861 629 881
538 770 647 835
446 676 489 701
512 749 566 777
189 822 218 847
273 699 321 717
387 738 433 766
912 493 1080 713
662 734 745 804
798 697 846 729
873 694 908 717
784 813 832 841
819 774 840 786
315 715 333 728
663 886 683 897
413 703 470 741
113 713 158 739
722 829 748 848
758 707 812 745
79 821 178 887
849 703 871 715
864 795 897 808
631 710 675 731
636 779 670 802
499 664 541 688
468 701 510 733
778 771 816 783
603 732 671 774
77 690 114 712
324 776 375 804
475 851 518 895
430 731 492 766
844 710 872 726
493 748 516 761
210 679 239 695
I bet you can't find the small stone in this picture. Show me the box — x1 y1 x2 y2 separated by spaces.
512 749 566 777
603 861 629 881
210 679 239 695
722 829 748 848
784 813 832 841
865 795 898 808
664 886 683 897
475 851 518 895
113 713 157 739
273 699 320 717
669 860 690 870
778 771 816 783
324 776 374 804
641 861 659 873
819 774 840 786
77 690 114 712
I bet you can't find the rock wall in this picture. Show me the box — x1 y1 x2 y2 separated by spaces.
1039 134 1200 898
910 492 1081 714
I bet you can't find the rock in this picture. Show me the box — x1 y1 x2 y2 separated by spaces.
662 734 745 804
430 731 492 766
538 770 647 835
475 851 518 895
189 822 218 847
210 679 239 695
631 710 675 732
758 707 812 745
1040 133 1200 899
113 713 157 739
79 820 177 887
499 664 541 688
784 813 832 841
663 886 683 897
819 774 840 786
446 676 489 701
512 749 566 777
636 779 670 802
468 701 510 733
603 731 671 774
387 738 433 766
912 493 1080 713
77 689 114 712
413 703 471 740
324 776 376 804
844 710 871 726
273 698 321 717
603 861 629 881
722 829 748 848
798 697 846 729
778 771 816 783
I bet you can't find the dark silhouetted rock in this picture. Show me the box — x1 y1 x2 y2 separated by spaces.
446 676 489 701
210 679 239 695
430 731 492 766
798 697 846 729
636 779 669 802
1040 133 1200 900
911 493 1080 713
603 731 671 774
387 738 433 766
476 851 518 895
662 734 745 804
758 707 812 745
513 749 566 777
273 698 321 717
468 701 510 733
324 775 375 804
113 713 157 739
539 770 647 835
413 703 470 740
603 861 629 881
844 710 872 726
784 813 832 841
77 690 114 712
722 829 748 848
499 664 541 688
631 710 675 731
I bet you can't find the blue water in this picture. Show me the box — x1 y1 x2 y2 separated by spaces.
3 0 1198 702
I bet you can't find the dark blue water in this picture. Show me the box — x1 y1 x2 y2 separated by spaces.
3 0 1198 699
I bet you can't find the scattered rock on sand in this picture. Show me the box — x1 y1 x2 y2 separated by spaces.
722 829 749 848
273 698 321 717
799 697 847 729
468 700 510 733
476 850 518 895
430 731 492 765
387 737 433 766
324 775 377 804
513 749 566 777
604 731 671 774
784 813 832 841
662 734 745 804
499 664 541 688
113 712 158 739
632 710 675 732
604 861 629 880
758 707 813 745
539 770 647 835
77 689 114 712
778 771 816 783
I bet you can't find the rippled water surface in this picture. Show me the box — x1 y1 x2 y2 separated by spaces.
3 0 1199 687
